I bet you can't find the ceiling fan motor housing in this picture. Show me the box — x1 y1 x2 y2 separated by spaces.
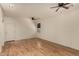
58 3 64 7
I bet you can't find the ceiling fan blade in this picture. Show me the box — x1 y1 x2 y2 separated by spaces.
68 4 73 7
56 8 60 12
64 3 70 5
50 6 59 8
63 3 73 9
63 6 69 9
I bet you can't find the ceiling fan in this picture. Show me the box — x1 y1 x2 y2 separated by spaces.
50 3 73 12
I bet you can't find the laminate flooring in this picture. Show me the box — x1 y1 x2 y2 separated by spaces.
1 38 79 56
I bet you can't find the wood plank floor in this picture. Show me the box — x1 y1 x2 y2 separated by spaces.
0 38 79 56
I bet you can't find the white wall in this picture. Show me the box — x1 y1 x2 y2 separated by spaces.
4 17 37 41
38 10 79 50
0 7 4 46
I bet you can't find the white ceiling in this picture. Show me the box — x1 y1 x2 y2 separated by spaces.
1 3 79 19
